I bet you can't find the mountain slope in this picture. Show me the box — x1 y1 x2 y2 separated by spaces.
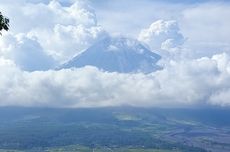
60 36 161 73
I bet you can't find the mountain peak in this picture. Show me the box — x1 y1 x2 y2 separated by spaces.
60 36 161 73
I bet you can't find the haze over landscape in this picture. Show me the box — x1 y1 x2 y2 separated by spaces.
0 0 230 152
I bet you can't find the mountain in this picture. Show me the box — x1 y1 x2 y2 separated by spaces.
60 36 161 73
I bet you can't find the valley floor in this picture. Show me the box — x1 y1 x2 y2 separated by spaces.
0 107 230 152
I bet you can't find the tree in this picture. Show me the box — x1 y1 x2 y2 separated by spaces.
0 12 9 35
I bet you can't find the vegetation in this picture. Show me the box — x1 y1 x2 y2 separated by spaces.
0 107 229 152
0 12 9 34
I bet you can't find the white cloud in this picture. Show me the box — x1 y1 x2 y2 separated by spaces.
0 53 230 107
0 0 107 63
0 33 55 71
138 20 185 56
0 0 230 108
29 24 107 62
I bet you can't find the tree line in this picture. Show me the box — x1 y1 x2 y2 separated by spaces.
0 12 9 34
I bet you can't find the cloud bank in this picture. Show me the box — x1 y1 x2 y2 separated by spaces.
1 53 230 108
0 0 230 108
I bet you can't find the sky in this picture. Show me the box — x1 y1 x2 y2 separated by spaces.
0 0 230 108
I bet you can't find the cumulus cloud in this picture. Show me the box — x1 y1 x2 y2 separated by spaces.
26 0 107 62
0 52 230 108
138 20 185 55
0 0 107 63
0 0 230 108
0 33 55 71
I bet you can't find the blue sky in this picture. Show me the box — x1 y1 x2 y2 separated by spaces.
0 0 230 108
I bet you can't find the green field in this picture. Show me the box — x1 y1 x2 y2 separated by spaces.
46 145 181 152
